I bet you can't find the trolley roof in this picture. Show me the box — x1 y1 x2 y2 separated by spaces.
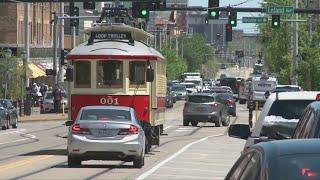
67 24 164 61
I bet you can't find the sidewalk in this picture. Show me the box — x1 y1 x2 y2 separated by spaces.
19 113 68 122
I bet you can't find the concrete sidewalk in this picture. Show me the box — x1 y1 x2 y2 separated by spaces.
19 113 68 122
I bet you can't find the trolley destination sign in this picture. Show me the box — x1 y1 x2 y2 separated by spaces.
266 6 294 14
88 31 134 44
242 17 268 23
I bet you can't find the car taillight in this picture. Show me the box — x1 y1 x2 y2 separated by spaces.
118 125 139 135
210 103 218 109
71 124 91 135
301 168 318 177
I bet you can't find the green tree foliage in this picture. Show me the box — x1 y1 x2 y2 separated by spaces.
160 34 217 79
259 0 320 90
0 50 23 99
179 34 215 72
160 46 187 80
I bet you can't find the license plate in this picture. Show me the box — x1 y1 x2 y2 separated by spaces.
196 107 206 112
96 129 116 137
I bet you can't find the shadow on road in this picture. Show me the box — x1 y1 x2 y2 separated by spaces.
54 162 132 169
21 149 67 156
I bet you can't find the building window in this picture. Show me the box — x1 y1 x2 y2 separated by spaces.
75 61 91 88
129 61 146 86
97 60 123 88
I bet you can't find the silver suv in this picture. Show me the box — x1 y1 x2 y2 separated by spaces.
183 93 230 127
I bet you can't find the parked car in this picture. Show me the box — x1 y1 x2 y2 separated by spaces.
166 89 174 108
217 93 236 117
171 85 187 100
41 91 68 113
183 93 230 127
66 106 145 168
0 99 18 129
292 100 320 139
228 91 320 149
226 139 320 180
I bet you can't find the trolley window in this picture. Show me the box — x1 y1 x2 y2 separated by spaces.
129 61 146 86
75 61 91 88
97 60 123 88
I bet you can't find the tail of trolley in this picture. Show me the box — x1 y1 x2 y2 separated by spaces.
65 24 166 150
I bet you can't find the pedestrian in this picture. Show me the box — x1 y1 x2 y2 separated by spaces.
40 83 47 96
52 84 62 113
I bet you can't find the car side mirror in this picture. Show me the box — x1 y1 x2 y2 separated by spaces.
66 68 73 82
146 68 154 82
228 124 251 140
65 120 74 126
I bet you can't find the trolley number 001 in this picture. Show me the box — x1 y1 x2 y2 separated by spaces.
100 97 119 105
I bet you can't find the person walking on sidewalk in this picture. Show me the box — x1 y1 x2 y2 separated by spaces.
53 84 62 113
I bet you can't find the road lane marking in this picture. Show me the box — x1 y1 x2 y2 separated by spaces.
136 134 224 180
151 173 213 179
0 131 37 145
163 126 172 131
0 155 53 173
0 129 26 136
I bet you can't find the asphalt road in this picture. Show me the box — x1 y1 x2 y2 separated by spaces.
0 101 249 179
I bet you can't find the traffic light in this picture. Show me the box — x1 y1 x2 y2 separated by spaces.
132 2 150 18
70 5 79 27
225 24 232 42
208 0 219 19
272 15 280 28
83 0 95 10
60 49 70 65
228 11 237 27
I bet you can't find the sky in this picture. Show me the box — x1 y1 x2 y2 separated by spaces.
189 0 263 33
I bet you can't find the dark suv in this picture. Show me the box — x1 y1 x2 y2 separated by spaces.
183 93 229 127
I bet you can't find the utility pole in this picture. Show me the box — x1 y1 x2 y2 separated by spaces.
291 0 299 85
52 12 58 85
59 2 64 83
24 3 30 88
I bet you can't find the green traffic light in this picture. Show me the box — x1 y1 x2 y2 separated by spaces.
140 9 148 16
230 20 235 25
210 11 217 17
273 22 279 26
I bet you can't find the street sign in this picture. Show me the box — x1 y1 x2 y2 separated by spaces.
242 17 268 23
266 6 294 14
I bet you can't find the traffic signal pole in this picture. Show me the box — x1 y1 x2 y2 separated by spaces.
59 2 65 83
292 0 299 85
52 12 58 85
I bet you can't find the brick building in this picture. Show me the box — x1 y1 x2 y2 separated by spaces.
0 3 60 57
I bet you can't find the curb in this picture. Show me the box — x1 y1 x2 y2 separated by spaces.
18 118 68 123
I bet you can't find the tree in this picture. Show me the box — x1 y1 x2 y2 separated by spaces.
0 50 23 99
160 46 187 80
179 34 217 74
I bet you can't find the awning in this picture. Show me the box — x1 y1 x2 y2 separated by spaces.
28 63 46 79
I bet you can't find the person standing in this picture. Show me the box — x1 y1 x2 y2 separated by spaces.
53 84 62 113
